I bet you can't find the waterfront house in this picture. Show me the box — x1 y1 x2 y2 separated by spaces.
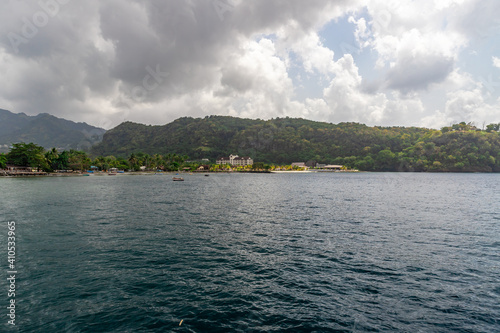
6 165 33 173
291 162 306 168
3 165 46 176
216 154 253 166
323 165 343 170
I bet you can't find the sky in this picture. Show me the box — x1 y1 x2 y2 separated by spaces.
1 0 499 130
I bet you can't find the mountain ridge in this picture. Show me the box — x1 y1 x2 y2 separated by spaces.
0 109 106 152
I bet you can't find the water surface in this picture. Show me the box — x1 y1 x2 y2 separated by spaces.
1 173 499 332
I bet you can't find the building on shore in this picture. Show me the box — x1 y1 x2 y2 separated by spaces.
216 154 253 166
6 165 35 173
291 162 307 169
2 165 47 176
322 165 344 170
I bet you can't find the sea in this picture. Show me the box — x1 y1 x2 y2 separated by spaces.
1 172 499 332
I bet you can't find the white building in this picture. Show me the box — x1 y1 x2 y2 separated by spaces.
323 165 343 170
216 154 253 166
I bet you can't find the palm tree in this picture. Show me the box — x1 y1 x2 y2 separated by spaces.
44 148 59 171
93 156 105 170
152 154 163 170
128 153 138 170
143 154 151 170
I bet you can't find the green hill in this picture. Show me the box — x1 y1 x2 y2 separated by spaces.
0 109 106 152
91 116 500 172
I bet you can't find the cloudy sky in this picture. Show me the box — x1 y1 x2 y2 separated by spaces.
1 0 499 129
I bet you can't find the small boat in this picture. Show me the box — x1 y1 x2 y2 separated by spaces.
172 177 184 181
204 174 210 177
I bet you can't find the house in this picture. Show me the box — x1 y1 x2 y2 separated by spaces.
216 154 253 166
4 165 46 176
6 165 34 173
197 165 210 171
291 162 307 169
323 165 343 170
216 157 231 165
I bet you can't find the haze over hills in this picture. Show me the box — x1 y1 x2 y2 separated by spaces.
0 109 106 153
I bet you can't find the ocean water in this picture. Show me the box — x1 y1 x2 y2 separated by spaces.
1 172 499 332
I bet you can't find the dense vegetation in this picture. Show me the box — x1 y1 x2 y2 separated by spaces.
92 116 500 172
2 143 92 171
1 143 194 172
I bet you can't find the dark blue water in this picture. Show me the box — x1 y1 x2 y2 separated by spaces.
1 173 499 332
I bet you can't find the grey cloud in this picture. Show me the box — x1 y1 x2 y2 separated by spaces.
385 54 454 93
220 67 255 94
360 79 383 94
0 0 345 124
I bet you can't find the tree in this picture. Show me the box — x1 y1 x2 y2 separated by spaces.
486 123 500 132
375 149 396 171
252 162 264 170
7 142 49 171
142 154 151 170
93 156 106 170
128 153 139 171
0 153 7 169
55 151 69 170
67 150 91 171
45 148 59 171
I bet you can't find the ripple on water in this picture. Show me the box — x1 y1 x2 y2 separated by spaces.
1 173 499 332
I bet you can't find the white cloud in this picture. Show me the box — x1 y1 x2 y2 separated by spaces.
493 56 500 68
422 88 498 128
277 29 336 75
323 54 388 123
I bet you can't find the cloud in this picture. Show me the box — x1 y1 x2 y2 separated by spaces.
323 54 388 123
493 56 500 68
0 0 498 130
385 53 455 93
421 88 498 128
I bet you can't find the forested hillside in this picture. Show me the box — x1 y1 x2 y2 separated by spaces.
0 109 106 152
91 116 500 172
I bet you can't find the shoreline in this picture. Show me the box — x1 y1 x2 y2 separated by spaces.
1 169 497 178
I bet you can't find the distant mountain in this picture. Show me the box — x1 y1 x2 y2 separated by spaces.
0 109 106 152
